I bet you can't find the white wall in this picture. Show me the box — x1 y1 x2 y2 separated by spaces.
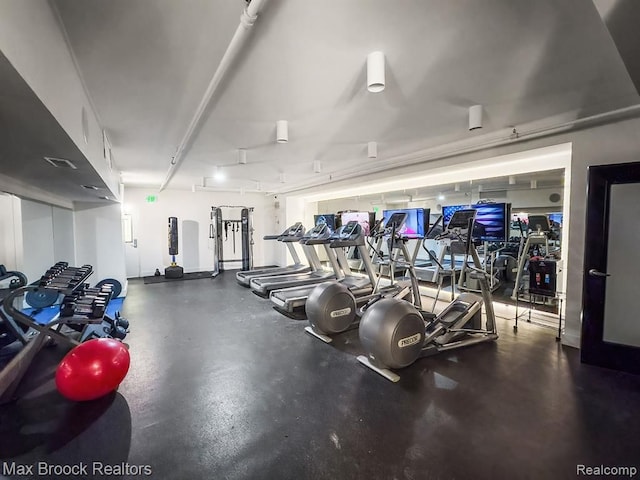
1 195 77 284
0 0 120 198
123 188 278 277
52 206 76 264
20 199 56 284
74 202 126 289
0 193 23 272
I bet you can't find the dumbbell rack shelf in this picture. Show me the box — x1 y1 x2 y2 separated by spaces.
0 265 98 404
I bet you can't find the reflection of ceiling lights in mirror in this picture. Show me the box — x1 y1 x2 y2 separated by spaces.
302 144 571 202
214 166 225 182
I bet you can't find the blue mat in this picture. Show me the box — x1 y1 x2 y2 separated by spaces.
21 297 126 326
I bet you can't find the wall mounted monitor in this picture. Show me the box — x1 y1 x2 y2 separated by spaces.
382 208 430 238
548 212 563 226
314 214 336 232
340 211 371 236
473 202 511 242
443 203 511 242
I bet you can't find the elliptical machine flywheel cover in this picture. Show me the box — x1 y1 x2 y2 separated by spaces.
359 298 424 369
306 281 357 334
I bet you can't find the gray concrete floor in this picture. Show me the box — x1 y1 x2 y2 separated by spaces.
1 272 640 479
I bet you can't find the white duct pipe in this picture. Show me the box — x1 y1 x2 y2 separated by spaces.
160 0 269 191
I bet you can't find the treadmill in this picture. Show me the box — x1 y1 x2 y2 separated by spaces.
270 221 377 313
249 223 338 297
236 222 309 286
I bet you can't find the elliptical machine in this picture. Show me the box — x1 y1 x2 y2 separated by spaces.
305 212 422 343
357 209 499 382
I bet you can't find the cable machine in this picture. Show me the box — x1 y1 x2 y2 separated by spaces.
210 206 254 277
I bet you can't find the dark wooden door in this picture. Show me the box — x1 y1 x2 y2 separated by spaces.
581 162 640 374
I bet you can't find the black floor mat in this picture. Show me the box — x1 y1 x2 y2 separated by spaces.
143 271 214 284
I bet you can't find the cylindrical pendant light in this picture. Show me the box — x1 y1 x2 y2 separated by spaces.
276 120 288 143
313 161 322 173
367 141 378 158
279 172 286 183
469 105 483 131
238 149 247 164
367 52 385 93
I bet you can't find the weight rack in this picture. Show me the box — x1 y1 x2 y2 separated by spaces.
0 263 108 404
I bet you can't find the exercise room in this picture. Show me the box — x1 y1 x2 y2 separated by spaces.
1 1 640 479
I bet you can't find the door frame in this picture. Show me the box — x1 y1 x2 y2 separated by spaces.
581 161 640 374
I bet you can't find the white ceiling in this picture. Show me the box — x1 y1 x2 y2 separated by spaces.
51 0 640 194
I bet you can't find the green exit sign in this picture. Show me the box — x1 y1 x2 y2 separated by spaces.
146 195 158 203
373 206 379 212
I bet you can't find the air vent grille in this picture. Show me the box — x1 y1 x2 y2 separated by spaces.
44 157 77 169
479 190 507 199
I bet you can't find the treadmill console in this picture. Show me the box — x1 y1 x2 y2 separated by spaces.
337 221 361 239
527 215 550 233
305 223 329 238
446 209 476 234
384 212 408 233
285 222 304 236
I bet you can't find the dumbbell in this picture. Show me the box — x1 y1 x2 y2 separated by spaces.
103 316 128 340
107 312 130 331
115 312 130 330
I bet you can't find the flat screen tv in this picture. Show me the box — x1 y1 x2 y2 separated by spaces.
473 203 511 242
340 211 371 236
443 202 511 242
314 214 336 232
548 212 563 226
382 208 430 238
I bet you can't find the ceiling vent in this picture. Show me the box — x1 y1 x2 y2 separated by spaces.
479 190 507 199
44 156 77 169
81 185 100 190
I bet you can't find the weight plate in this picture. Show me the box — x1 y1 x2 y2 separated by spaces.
25 288 59 309
95 278 122 299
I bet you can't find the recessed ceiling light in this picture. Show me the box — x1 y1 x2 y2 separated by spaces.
44 156 77 169
437 194 445 201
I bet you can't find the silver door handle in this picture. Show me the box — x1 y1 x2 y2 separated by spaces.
588 268 610 277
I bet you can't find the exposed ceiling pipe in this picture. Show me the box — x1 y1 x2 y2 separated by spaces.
159 0 269 191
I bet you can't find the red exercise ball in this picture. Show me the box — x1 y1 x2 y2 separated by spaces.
55 338 130 402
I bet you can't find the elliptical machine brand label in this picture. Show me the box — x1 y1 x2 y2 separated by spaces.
398 333 421 348
330 307 352 318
